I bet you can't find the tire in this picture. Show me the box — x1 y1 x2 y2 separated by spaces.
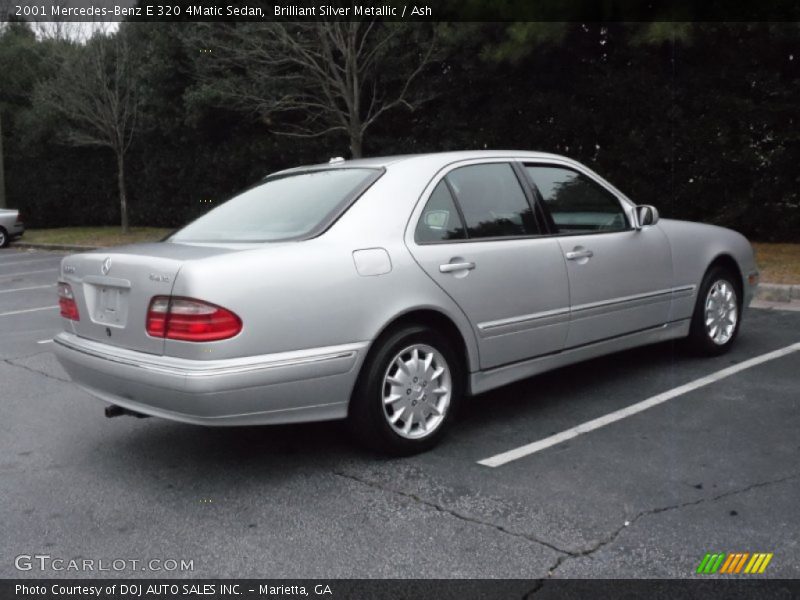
686 266 742 356
347 324 464 456
0 227 8 248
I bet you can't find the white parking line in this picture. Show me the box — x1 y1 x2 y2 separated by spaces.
478 342 800 468
0 284 56 294
37 339 54 344
0 268 58 280
0 306 59 317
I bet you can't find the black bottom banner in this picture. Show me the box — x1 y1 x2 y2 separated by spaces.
4 579 800 600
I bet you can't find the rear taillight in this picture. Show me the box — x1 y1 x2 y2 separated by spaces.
145 296 170 337
15 212 23 224
146 296 242 342
57 282 79 321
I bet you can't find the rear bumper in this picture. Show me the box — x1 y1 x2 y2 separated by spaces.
54 332 368 426
10 221 24 237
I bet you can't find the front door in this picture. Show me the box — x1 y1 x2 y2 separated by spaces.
523 163 673 348
408 162 571 369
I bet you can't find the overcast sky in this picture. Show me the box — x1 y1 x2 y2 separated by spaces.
31 20 120 41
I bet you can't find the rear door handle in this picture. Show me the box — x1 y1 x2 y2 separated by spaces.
565 249 594 261
439 262 476 273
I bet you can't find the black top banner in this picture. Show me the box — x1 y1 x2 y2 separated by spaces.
5 0 800 22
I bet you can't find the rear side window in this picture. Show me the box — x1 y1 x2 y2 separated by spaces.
524 165 628 233
170 168 380 243
415 181 467 243
446 163 538 239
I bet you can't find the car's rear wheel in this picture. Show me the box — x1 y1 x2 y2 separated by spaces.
686 266 741 355
348 324 463 455
0 227 8 248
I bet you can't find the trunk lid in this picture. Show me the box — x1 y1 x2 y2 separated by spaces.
60 242 241 355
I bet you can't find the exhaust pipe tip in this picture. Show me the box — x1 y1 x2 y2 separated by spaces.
105 405 125 418
104 405 149 419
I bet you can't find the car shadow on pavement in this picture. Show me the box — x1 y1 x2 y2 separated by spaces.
123 418 356 460
459 340 685 426
85 327 775 479
93 342 683 477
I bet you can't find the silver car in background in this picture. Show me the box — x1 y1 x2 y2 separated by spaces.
54 151 759 454
0 208 24 247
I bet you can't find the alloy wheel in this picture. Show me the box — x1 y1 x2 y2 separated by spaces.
704 280 738 345
381 344 452 440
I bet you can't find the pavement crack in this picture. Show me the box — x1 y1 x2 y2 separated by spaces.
332 469 573 557
2 356 71 383
544 471 800 579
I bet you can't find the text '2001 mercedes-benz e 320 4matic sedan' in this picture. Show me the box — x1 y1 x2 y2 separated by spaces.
54 151 759 454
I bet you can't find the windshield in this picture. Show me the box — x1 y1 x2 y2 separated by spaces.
170 168 380 243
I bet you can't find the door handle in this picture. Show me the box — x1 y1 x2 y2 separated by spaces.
565 249 594 261
439 261 476 273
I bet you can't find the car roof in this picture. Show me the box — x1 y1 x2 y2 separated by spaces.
271 150 570 175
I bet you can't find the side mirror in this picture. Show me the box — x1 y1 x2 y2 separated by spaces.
635 205 659 229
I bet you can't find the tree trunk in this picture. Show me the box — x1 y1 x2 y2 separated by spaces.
116 151 129 234
349 131 363 158
0 112 6 209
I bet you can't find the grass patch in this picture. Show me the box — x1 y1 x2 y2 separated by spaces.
22 227 173 247
753 243 800 285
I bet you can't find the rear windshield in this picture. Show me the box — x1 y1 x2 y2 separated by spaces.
169 168 380 243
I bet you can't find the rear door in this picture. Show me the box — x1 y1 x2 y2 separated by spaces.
407 161 570 370
523 163 673 348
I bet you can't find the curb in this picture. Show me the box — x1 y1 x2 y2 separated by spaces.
755 283 800 303
12 241 99 252
750 299 800 312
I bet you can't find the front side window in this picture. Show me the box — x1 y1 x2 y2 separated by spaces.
524 165 628 233
170 168 379 243
415 181 467 243
445 163 538 239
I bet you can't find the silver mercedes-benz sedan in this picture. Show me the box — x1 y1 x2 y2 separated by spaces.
54 151 759 454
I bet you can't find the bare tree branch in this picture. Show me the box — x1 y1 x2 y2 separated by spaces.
34 28 139 231
362 32 436 133
188 22 436 157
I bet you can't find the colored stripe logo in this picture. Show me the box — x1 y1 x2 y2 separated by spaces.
696 552 773 574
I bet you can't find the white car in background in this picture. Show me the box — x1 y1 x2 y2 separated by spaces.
0 208 24 248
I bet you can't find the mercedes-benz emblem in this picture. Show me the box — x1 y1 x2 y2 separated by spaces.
101 257 112 275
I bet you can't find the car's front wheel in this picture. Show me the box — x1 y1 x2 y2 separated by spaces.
348 325 463 455
687 266 741 355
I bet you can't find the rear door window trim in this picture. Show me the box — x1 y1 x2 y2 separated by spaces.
414 161 545 246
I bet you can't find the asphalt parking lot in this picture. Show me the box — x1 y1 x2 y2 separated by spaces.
1 247 799 580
